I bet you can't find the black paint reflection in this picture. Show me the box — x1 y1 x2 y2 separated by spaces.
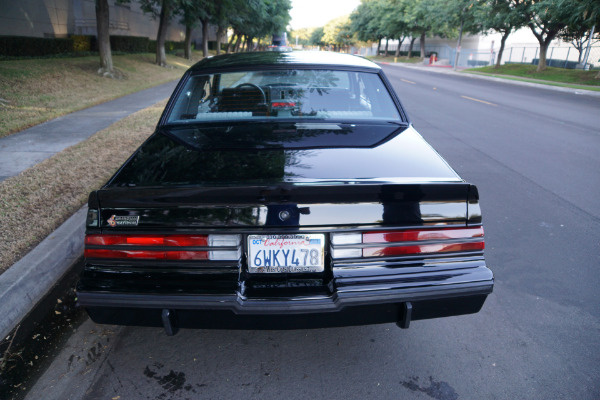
109 122 403 187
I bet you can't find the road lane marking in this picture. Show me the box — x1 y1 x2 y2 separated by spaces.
461 95 497 106
401 79 416 84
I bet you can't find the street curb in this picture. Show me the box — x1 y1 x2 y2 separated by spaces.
0 207 87 340
383 62 600 97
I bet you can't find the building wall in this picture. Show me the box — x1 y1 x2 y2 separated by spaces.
0 0 215 43
0 0 73 38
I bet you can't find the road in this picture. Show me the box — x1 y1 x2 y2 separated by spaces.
25 66 600 400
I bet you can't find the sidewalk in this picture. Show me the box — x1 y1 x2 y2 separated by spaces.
0 80 178 181
381 61 600 97
0 81 178 340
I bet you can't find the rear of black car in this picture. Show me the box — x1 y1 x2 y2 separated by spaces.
76 52 493 334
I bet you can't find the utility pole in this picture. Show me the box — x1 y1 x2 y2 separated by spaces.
581 25 596 70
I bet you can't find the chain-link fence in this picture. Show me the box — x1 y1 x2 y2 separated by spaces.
360 41 600 70
503 46 600 69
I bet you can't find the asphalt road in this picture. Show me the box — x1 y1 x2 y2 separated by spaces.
25 66 600 400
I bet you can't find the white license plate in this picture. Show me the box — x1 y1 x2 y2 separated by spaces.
247 234 325 273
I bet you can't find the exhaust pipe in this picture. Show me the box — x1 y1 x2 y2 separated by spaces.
397 302 412 329
161 309 179 336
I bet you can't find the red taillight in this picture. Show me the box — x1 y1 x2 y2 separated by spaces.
85 234 239 261
272 102 296 108
84 249 208 260
85 234 208 247
362 241 485 257
363 227 484 243
331 226 485 259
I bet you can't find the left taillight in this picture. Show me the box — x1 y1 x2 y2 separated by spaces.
84 234 241 261
331 226 484 259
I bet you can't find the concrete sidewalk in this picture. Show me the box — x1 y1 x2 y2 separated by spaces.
0 81 178 340
0 80 178 181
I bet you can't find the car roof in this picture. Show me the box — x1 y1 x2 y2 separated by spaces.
189 51 381 72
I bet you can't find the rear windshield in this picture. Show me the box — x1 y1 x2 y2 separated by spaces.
166 69 401 123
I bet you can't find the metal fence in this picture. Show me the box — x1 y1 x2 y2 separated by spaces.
503 46 600 69
361 41 600 70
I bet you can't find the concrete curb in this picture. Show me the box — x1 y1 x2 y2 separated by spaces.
0 207 87 340
382 62 600 98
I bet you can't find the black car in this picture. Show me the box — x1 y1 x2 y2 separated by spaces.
77 51 493 335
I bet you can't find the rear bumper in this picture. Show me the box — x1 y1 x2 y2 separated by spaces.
78 279 493 330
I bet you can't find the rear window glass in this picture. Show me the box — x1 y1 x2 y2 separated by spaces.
167 69 400 123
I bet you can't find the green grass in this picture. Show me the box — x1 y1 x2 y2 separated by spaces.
464 64 600 90
0 52 203 137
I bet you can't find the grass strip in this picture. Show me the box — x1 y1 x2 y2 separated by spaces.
0 53 198 137
463 64 600 90
463 71 600 92
368 55 423 64
0 100 166 274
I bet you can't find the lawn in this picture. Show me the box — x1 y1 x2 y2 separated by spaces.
0 101 166 273
0 53 200 137
465 64 600 89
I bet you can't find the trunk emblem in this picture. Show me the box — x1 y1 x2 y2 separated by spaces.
107 215 140 227
279 210 291 221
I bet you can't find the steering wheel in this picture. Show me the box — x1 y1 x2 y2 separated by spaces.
234 83 266 104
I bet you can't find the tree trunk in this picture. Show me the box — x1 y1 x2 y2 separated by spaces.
537 41 549 72
246 36 253 52
216 26 225 55
95 0 113 75
184 25 193 59
419 32 426 59
528 23 560 72
234 35 243 52
495 30 510 68
155 0 171 66
227 32 237 53
407 37 416 59
376 37 382 55
201 18 209 57
453 18 464 71
394 37 404 57
384 38 389 57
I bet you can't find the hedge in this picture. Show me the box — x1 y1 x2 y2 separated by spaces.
0 36 75 57
111 35 149 53
148 39 187 53
0 35 186 58
377 50 421 57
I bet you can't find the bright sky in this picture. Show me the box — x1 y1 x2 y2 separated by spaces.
290 0 361 30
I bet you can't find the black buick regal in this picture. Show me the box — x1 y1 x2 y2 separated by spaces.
77 51 493 335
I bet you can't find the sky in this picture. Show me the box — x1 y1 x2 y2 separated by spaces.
290 0 361 30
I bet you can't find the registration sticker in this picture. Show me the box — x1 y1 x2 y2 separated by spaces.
247 234 325 273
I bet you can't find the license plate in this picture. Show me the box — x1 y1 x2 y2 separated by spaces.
247 234 325 273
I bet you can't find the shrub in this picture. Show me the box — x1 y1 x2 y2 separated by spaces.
72 35 92 52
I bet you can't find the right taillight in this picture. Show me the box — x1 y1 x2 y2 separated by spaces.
331 226 484 259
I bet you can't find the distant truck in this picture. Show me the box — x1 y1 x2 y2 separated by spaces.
272 33 287 46
268 33 292 51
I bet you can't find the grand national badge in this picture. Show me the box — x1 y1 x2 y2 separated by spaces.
107 215 139 227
